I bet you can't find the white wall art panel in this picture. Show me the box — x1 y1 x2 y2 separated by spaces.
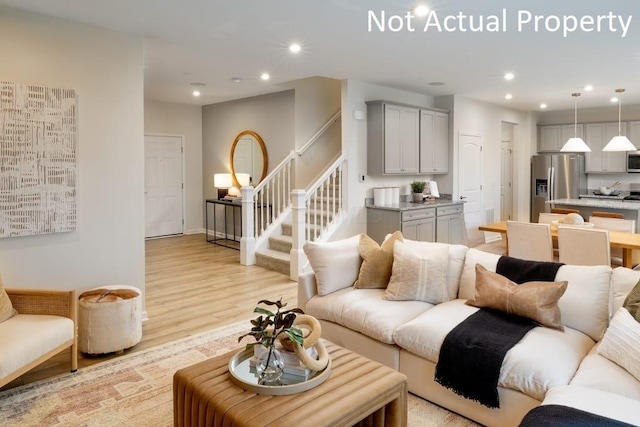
0 81 77 238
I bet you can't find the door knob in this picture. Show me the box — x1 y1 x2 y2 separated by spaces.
460 196 467 200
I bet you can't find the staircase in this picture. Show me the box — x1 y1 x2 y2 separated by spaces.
255 181 339 275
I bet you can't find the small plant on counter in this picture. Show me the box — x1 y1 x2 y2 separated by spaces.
410 180 426 194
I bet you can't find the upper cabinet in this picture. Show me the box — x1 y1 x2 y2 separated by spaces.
538 124 583 152
367 100 449 175
585 122 628 173
420 110 449 174
629 121 640 148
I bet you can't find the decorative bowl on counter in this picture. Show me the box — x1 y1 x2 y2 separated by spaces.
599 186 615 196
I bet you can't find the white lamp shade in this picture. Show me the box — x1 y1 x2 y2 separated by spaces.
234 173 251 187
560 137 591 152
603 135 636 152
213 173 233 188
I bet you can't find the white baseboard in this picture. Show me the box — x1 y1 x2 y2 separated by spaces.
185 228 205 235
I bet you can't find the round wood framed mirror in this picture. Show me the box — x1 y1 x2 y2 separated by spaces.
230 130 268 188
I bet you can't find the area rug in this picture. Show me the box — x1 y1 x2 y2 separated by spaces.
0 321 478 427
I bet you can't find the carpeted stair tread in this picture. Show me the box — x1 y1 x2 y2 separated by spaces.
268 234 292 253
255 249 290 275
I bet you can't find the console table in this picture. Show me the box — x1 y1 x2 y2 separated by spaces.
173 341 408 427
205 199 242 250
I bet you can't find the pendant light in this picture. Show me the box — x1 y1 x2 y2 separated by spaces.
560 92 591 152
603 88 636 151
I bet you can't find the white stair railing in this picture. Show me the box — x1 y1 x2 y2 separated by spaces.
241 151 294 266
291 155 346 279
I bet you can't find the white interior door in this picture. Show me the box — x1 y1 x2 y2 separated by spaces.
145 135 183 238
458 132 483 246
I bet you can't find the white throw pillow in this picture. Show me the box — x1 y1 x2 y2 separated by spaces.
611 267 640 318
303 234 362 296
598 307 640 383
402 239 468 302
458 248 501 300
384 240 450 304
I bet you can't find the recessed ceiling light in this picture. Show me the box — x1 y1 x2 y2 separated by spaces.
428 81 445 86
192 90 201 97
260 73 270 81
289 43 301 53
504 72 515 81
611 97 619 103
505 93 513 100
414 5 429 17
584 85 594 92
231 77 242 83
540 103 547 109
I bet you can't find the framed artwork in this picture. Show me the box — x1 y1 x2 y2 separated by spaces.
0 81 77 238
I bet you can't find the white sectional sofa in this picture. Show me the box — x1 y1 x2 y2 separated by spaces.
298 239 640 427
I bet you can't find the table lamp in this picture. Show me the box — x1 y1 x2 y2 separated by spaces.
213 173 233 199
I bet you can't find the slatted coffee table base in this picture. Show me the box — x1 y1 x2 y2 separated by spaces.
173 342 408 427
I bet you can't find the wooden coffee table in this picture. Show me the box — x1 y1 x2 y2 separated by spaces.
173 341 408 427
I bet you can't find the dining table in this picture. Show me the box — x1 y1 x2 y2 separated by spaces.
478 221 640 268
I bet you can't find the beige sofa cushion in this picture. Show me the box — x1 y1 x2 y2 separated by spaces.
384 241 449 304
303 234 362 296
306 288 432 344
0 314 74 380
458 248 501 300
354 231 402 289
542 385 640 426
468 265 567 330
610 267 640 318
393 299 594 401
570 343 640 401
460 251 611 341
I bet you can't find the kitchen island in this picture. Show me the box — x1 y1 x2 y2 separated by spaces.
549 198 640 231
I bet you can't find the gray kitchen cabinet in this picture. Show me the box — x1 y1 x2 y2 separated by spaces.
629 121 640 149
420 109 449 174
366 207 435 244
538 124 584 152
367 101 419 175
585 122 628 173
435 204 464 244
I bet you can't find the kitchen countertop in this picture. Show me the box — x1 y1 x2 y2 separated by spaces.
365 198 463 212
550 198 640 210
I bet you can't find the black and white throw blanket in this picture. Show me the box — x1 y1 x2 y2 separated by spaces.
434 256 564 408
519 405 636 427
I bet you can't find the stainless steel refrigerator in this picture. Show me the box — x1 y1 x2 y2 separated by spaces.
531 154 587 221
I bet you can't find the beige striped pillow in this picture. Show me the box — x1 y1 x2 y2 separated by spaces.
0 276 17 323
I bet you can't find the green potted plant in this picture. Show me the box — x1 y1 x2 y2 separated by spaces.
238 298 304 383
410 181 426 202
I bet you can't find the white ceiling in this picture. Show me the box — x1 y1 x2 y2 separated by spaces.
2 0 640 111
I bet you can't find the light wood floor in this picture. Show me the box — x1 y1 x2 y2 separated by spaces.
2 234 296 391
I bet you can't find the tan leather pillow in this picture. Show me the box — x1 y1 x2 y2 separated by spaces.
354 231 403 289
0 276 17 324
467 264 568 331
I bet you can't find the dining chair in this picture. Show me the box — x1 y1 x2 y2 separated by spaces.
591 211 625 219
538 213 566 224
558 227 611 266
506 221 554 262
589 216 637 266
550 208 580 215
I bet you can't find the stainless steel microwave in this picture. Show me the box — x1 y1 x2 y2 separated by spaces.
628 151 640 172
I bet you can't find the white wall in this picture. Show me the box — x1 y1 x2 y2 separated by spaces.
337 79 435 237
144 100 203 234
201 91 295 201
285 77 342 188
0 8 145 296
